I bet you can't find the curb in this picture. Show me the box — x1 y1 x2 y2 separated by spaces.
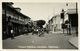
68 37 78 49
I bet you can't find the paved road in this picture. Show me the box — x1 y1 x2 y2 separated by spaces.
3 32 76 49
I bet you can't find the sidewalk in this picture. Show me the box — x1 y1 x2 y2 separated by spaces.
50 31 63 34
68 36 78 48
50 31 78 48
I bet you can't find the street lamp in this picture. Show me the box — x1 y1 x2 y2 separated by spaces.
66 3 71 35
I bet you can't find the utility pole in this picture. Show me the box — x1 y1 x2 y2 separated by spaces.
61 9 65 34
76 2 78 36
68 16 71 35
76 2 78 13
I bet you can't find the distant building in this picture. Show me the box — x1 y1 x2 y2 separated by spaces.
33 21 37 29
2 2 31 39
47 14 63 33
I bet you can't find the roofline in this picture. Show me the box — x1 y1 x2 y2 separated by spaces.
14 7 21 10
3 2 31 19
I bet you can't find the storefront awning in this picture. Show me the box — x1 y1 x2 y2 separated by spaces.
67 9 77 14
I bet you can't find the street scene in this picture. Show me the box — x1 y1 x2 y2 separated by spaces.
2 2 78 49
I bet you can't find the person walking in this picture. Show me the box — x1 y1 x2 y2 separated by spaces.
8 16 14 39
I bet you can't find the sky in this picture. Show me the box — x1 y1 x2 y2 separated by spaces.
13 2 76 23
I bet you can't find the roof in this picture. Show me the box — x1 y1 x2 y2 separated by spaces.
3 2 31 19
2 2 14 5
67 9 77 14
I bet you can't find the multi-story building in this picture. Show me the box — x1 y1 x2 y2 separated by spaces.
2 2 31 39
47 14 63 33
64 9 78 35
48 8 78 35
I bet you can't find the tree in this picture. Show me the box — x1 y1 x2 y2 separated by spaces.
36 20 46 28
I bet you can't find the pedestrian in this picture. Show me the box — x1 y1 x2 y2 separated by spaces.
11 29 14 39
8 16 14 39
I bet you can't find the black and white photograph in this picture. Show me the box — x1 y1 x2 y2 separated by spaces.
2 2 78 49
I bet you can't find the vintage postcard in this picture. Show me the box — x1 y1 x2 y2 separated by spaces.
1 0 79 51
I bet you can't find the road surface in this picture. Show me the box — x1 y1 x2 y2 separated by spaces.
3 32 77 49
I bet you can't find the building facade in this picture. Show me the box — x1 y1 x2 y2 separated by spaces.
48 8 78 35
47 14 63 33
60 8 78 36
64 9 78 35
2 2 31 39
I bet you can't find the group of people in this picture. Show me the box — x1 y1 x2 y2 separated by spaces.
38 27 44 37
32 26 49 37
